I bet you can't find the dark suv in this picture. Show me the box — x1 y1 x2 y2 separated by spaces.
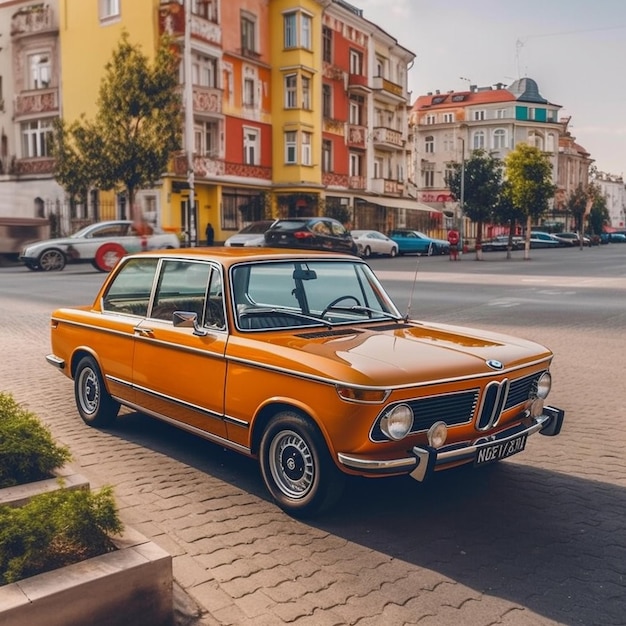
264 217 358 255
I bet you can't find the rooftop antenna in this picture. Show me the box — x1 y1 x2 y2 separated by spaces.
515 38 527 78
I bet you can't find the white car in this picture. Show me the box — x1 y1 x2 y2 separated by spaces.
19 220 180 272
224 220 276 247
351 229 399 258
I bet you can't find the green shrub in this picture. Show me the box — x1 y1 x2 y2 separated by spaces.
0 486 123 584
0 391 71 487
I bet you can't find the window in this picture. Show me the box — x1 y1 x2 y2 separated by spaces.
349 50 363 75
284 74 297 108
21 119 53 158
374 158 383 178
423 163 435 187
322 84 332 118
443 112 454 123
99 0 120 20
194 121 219 157
493 128 506 150
322 26 332 63
28 53 51 90
349 97 363 125
472 130 485 149
322 139 332 172
473 110 486 121
285 131 297 164
243 127 259 165
243 78 255 107
301 132 312 166
349 153 362 176
302 76 311 109
496 109 507 119
192 0 217 21
192 54 217 87
426 115 436 125
241 13 256 54
425 136 434 153
375 56 385 78
282 11 313 49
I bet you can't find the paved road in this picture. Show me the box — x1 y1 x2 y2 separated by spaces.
1 246 625 625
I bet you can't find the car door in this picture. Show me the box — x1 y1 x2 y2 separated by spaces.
132 259 229 438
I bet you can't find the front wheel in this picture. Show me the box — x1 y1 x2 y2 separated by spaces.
259 412 345 517
74 356 120 427
362 245 371 258
38 248 66 271
389 246 398 258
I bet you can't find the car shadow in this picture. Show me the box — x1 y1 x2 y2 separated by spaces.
109 409 624 626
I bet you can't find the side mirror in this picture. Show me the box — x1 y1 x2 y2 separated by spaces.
173 311 208 336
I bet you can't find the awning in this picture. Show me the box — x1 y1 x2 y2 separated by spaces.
356 196 441 213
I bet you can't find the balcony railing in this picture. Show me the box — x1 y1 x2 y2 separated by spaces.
224 161 272 180
371 178 405 195
348 176 366 190
15 89 59 117
372 127 405 149
11 4 55 37
15 157 55 176
371 76 404 100
192 86 222 114
322 172 349 188
347 125 366 148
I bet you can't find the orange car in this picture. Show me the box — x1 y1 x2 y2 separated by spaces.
47 248 564 516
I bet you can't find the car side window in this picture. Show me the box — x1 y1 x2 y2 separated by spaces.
329 221 348 237
312 220 332 235
102 258 159 316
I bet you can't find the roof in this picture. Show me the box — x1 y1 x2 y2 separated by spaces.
414 88 516 111
507 77 548 103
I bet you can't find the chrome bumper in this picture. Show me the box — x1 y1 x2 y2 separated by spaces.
45 354 65 370
337 405 565 482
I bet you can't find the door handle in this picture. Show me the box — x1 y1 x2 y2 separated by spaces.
133 327 154 338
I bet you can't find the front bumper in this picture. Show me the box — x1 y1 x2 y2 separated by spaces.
337 405 565 482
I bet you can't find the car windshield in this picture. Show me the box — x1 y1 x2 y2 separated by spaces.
231 260 403 331
240 222 272 234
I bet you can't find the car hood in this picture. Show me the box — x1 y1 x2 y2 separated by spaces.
230 321 552 387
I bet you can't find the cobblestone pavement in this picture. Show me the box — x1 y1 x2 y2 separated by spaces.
1 260 625 626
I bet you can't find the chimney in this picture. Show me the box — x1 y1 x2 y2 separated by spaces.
470 84 477 92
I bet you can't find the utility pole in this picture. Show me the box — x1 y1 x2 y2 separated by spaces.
183 0 197 246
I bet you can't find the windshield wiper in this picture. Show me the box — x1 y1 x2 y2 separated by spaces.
241 307 333 329
328 305 406 322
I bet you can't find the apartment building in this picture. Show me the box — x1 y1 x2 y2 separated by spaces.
0 0 428 240
593 171 625 229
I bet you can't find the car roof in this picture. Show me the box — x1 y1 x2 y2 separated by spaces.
121 246 358 270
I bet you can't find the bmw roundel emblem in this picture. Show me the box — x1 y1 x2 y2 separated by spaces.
486 359 504 370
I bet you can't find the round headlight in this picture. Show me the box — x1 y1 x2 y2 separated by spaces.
427 421 448 448
536 372 552 399
380 404 414 441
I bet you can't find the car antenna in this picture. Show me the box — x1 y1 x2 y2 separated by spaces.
403 258 420 322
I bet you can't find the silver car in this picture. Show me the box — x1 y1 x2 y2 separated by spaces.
19 220 180 272
224 220 276 247
351 230 399 257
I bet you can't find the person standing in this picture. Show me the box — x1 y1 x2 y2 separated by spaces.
447 228 460 261
205 222 214 246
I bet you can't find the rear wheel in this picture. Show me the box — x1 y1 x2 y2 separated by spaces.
74 356 120 427
425 243 434 256
259 411 345 517
38 248 66 271
389 246 398 258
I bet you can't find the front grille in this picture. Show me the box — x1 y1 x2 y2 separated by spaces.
370 370 546 443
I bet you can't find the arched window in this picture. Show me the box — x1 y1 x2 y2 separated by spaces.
493 128 507 150
472 130 485 150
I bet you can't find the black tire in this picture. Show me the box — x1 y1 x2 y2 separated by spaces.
389 246 398 258
74 355 120 427
362 245 371 258
24 261 40 271
38 248 66 271
259 411 345 517
426 243 434 256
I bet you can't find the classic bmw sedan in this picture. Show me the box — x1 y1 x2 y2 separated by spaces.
47 248 564 516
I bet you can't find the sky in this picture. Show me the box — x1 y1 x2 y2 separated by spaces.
355 0 626 177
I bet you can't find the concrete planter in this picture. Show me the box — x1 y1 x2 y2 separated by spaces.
0 526 173 626
0 467 174 625
0 465 89 508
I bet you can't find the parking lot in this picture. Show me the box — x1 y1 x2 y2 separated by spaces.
1 245 625 625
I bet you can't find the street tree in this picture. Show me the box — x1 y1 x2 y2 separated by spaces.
52 31 182 221
565 183 590 242
446 149 503 259
587 183 609 238
504 143 556 259
494 180 526 259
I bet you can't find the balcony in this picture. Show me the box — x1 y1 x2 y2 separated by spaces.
15 157 55 176
322 172 349 188
372 127 405 151
348 176 366 190
348 72 370 93
11 4 56 38
371 178 404 195
371 76 405 103
224 162 272 180
15 89 59 118
323 118 345 134
158 3 221 46
192 86 222 114
347 125 366 148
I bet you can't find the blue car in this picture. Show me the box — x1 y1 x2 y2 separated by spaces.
388 229 450 256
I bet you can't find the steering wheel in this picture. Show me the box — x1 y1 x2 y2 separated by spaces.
321 295 361 317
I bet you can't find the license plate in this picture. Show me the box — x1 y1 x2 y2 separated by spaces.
475 434 527 466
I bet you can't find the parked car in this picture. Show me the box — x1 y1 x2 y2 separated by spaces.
224 220 276 247
529 231 563 249
481 235 524 252
605 232 626 243
351 230 399 258
19 220 180 272
388 229 450 255
47 247 565 516
552 232 591 247
264 217 358 255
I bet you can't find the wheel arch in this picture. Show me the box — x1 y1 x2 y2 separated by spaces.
70 347 101 379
